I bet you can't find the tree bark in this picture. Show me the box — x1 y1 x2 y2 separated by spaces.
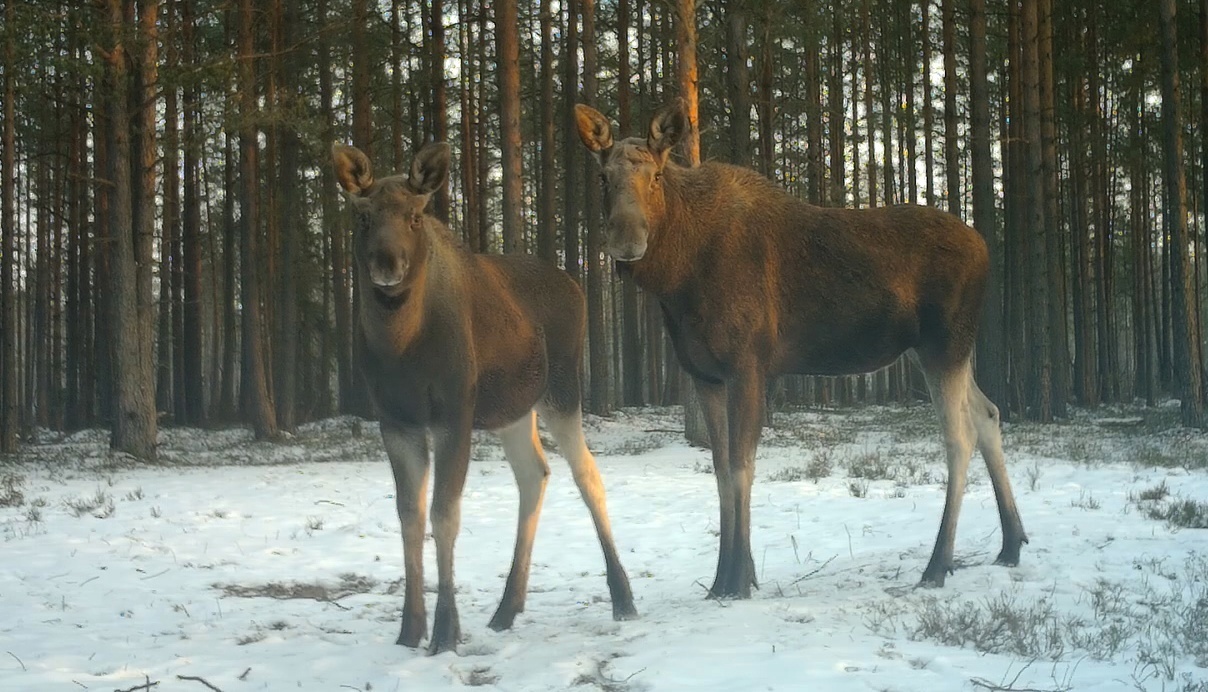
181 0 205 424
942 0 959 215
498 0 523 253
238 0 278 439
1038 0 1068 418
1 0 17 451
969 0 1005 408
1159 0 1205 427
105 0 157 461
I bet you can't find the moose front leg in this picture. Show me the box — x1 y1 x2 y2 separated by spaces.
693 378 736 599
427 419 473 655
719 364 765 599
381 421 431 648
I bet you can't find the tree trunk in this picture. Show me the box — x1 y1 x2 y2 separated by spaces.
1 0 17 451
238 0 278 439
582 0 610 413
275 0 300 431
726 0 751 166
105 0 157 461
619 0 643 406
922 0 935 207
1021 0 1051 421
497 0 523 253
429 0 450 222
181 0 205 424
1159 0 1205 427
969 0 1005 408
562 0 581 280
1038 0 1068 418
942 0 959 215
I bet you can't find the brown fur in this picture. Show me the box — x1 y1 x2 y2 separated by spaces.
333 142 636 655
577 101 1027 596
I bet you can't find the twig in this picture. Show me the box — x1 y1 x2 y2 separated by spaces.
789 554 837 585
642 428 683 434
114 676 159 692
339 686 363 692
5 651 25 671
969 679 1068 692
315 499 345 507
175 675 223 691
693 580 730 607
140 569 170 581
80 576 99 587
237 668 251 681
844 523 854 558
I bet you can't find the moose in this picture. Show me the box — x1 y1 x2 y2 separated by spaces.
332 141 637 654
575 100 1027 598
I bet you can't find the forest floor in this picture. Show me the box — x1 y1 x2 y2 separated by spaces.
2 402 1207 691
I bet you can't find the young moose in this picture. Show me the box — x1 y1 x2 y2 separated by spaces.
576 101 1027 598
333 141 637 654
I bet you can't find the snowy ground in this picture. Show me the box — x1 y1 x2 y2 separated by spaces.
2 403 1207 692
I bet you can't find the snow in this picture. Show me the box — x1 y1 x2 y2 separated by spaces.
2 404 1207 691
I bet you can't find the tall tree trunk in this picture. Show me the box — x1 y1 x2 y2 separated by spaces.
160 0 181 419
181 0 205 424
537 0 556 261
863 0 877 207
726 0 751 166
275 0 300 431
498 0 523 253
429 0 450 221
921 0 934 206
828 2 845 206
620 0 643 405
675 0 710 445
583 0 610 413
104 0 157 460
1038 0 1068 418
969 0 1005 407
942 0 959 215
1089 10 1116 402
562 0 581 280
1159 0 1205 427
1022 0 1051 420
239 0 278 438
1 0 17 451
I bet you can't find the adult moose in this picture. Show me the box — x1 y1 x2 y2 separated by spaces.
332 141 637 654
576 100 1027 598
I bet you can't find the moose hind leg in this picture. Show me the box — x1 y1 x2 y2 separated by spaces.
542 406 638 621
427 424 472 655
381 422 431 648
919 359 977 587
967 376 1028 566
488 411 551 631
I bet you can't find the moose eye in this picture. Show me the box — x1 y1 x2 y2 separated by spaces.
653 172 662 183
411 213 423 226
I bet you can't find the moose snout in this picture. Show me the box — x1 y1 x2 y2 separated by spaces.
369 252 409 289
605 216 648 262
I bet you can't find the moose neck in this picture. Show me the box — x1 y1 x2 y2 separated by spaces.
623 163 712 298
358 222 434 354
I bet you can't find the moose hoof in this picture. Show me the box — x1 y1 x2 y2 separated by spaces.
487 607 517 632
427 606 461 656
612 599 639 621
396 618 427 648
918 563 953 588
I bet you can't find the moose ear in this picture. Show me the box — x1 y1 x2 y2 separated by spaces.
574 104 614 159
332 143 374 196
408 142 451 196
648 99 689 158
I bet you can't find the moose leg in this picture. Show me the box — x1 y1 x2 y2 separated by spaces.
488 411 551 631
543 406 638 621
919 359 977 587
719 365 765 599
381 421 431 648
427 422 472 655
967 375 1028 566
694 378 737 599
